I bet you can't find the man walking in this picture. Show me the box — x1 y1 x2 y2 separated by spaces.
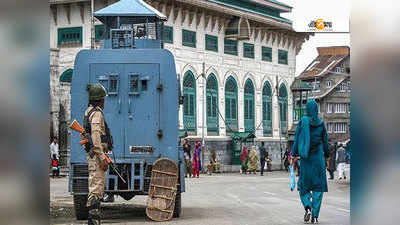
83 84 111 225
336 143 347 180
259 142 267 176
50 137 59 160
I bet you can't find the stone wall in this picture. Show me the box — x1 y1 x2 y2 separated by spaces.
50 48 72 167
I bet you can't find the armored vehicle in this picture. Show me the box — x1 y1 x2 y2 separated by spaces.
68 0 184 220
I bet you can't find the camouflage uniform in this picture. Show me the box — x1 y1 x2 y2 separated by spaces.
84 83 109 225
85 105 109 204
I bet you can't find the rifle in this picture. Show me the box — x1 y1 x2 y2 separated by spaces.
69 120 126 183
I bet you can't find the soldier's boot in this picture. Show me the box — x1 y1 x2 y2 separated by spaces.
87 196 102 225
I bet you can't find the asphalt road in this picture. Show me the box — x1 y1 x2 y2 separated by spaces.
50 169 350 225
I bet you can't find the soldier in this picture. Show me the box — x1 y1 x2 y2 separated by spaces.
84 84 112 225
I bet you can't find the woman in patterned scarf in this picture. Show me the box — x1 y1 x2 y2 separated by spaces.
247 146 259 174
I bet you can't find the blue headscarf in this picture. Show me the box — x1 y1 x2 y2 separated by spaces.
306 99 323 127
293 100 322 158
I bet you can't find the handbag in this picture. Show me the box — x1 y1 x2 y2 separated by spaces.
289 165 296 191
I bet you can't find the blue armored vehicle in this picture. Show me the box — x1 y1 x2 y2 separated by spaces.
69 0 184 220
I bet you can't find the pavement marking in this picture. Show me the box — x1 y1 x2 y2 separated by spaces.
263 191 276 196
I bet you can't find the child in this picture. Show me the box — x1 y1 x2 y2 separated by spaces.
266 153 272 172
51 154 60 178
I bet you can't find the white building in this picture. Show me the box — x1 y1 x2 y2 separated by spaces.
49 0 310 168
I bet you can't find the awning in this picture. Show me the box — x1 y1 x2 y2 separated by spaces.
231 132 256 141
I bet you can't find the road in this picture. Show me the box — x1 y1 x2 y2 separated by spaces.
50 169 350 225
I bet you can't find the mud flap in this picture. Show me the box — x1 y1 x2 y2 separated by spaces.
146 158 179 222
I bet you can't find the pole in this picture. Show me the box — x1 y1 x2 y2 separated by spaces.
202 62 206 172
91 0 95 49
276 76 283 170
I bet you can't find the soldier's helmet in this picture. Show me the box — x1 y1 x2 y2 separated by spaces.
88 83 108 100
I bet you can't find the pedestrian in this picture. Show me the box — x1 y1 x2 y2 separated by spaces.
206 151 220 175
240 146 249 174
291 100 329 224
183 140 192 178
247 146 259 174
198 142 203 172
259 142 267 176
294 158 300 177
327 142 337 180
51 154 60 178
336 143 347 180
283 148 290 172
83 84 112 225
50 137 59 160
192 142 200 178
266 152 272 171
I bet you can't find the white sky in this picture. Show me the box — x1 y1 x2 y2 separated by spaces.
278 0 350 76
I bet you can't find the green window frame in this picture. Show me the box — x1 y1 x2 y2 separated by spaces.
183 71 196 133
206 74 219 135
243 43 254 58
205 34 218 52
163 26 173 43
279 84 288 135
58 27 83 46
95 24 105 42
262 82 272 135
225 76 238 133
262 46 272 62
278 49 288 65
182 29 196 48
224 39 238 56
244 79 255 132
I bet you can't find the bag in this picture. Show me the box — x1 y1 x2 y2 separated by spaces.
289 165 296 191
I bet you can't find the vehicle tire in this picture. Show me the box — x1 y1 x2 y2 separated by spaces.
173 185 181 218
73 195 88 220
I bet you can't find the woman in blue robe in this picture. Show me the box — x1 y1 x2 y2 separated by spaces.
291 100 329 224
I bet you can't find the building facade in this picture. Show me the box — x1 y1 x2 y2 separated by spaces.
296 46 350 143
49 0 310 169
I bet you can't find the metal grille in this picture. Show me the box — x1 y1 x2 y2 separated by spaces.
134 179 140 190
144 178 151 193
72 178 88 193
73 164 88 177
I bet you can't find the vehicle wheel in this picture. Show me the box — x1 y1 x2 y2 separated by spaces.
173 185 181 218
73 195 88 220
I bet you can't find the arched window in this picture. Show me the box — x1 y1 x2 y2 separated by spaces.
262 81 272 136
279 83 288 135
206 74 219 135
243 79 255 132
60 69 73 83
183 71 196 133
225 76 238 134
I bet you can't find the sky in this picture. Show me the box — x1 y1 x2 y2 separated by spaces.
278 0 350 76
